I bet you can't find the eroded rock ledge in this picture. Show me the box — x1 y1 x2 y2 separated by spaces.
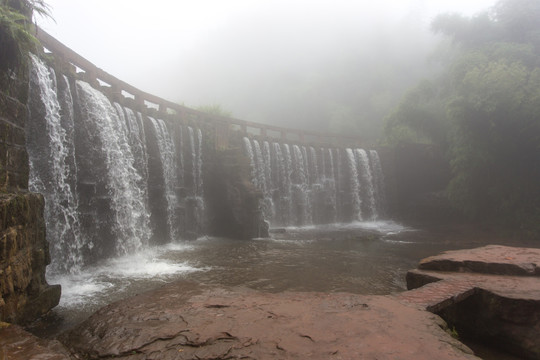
402 245 540 359
58 284 476 360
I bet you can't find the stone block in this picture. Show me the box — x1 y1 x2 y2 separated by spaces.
6 146 28 172
6 171 28 192
0 192 55 323
12 249 32 291
6 227 19 258
0 92 26 129
0 232 6 259
11 127 25 147
0 119 13 145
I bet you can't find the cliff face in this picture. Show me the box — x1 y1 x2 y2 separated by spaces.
0 78 60 323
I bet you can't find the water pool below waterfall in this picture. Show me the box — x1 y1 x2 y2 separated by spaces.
29 220 535 338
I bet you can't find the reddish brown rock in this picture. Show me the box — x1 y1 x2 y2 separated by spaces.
418 245 540 276
60 282 478 360
405 245 540 359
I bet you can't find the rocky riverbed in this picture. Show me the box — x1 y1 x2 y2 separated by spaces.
1 244 539 359
3 284 477 360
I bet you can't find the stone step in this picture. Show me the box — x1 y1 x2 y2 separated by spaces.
418 245 540 276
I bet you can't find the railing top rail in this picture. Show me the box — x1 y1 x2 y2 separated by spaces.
35 27 365 146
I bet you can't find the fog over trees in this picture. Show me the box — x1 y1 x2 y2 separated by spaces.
168 9 442 142
37 0 540 237
39 1 494 142
385 0 540 237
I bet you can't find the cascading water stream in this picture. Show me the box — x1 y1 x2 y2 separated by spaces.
323 148 338 223
243 137 258 188
28 56 209 274
262 141 275 220
346 148 362 221
28 55 85 274
76 81 150 254
187 127 205 232
355 149 377 220
149 117 179 241
242 138 386 228
272 142 291 226
369 150 387 218
291 145 312 225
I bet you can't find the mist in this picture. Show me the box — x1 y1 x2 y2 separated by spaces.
39 0 496 140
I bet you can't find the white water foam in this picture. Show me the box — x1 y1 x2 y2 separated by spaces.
274 220 408 235
48 243 202 308
341 220 408 234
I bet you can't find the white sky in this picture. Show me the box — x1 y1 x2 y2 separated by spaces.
37 0 497 114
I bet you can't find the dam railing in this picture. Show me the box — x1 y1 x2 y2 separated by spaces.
36 27 365 149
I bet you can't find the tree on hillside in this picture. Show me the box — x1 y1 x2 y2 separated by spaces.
0 0 51 84
195 104 233 118
384 0 540 237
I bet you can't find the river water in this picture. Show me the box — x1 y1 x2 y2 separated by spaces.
30 220 536 340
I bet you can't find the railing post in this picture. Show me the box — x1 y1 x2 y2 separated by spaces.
159 103 167 114
83 70 99 88
135 94 144 112
215 121 229 150
35 26 366 150
110 84 122 102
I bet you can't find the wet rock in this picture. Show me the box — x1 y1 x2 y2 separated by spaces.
0 193 61 323
418 245 540 276
60 281 478 360
404 245 540 359
0 322 73 360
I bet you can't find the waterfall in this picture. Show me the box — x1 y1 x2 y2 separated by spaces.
76 81 150 254
272 142 291 226
253 140 274 220
346 148 362 221
27 56 210 273
243 137 257 188
123 108 150 191
291 145 312 225
187 127 205 235
323 148 338 223
369 150 387 218
308 147 319 185
242 137 386 228
149 117 179 241
28 55 84 274
355 149 377 220
195 128 203 196
27 55 387 272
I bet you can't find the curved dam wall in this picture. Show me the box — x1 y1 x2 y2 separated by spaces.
2 28 411 322
30 27 390 264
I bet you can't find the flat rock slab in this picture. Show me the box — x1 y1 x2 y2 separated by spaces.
418 245 540 276
60 282 478 360
0 323 73 360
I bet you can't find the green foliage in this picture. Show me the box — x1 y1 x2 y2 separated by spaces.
384 0 540 237
195 103 233 118
0 0 52 82
382 80 448 147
